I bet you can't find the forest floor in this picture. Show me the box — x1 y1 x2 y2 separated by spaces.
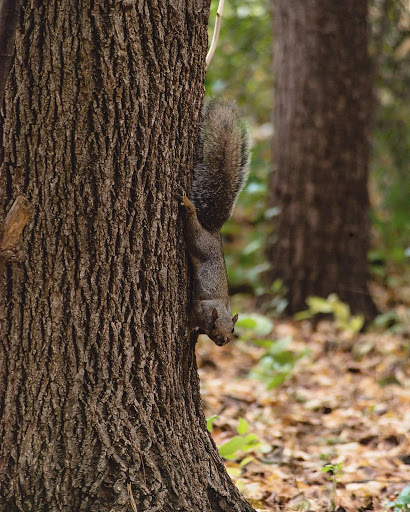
197 305 409 512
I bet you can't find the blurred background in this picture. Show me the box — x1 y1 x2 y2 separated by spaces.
200 4 409 508
205 0 409 314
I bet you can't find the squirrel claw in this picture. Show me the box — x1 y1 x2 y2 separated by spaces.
176 186 196 213
175 185 186 203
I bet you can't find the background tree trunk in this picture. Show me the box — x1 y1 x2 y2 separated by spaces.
267 0 378 320
0 1 255 510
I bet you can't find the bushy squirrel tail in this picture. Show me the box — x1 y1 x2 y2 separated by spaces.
192 99 250 232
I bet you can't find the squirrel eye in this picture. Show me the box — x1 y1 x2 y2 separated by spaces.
231 328 234 334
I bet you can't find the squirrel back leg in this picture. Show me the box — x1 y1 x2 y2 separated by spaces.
178 187 216 260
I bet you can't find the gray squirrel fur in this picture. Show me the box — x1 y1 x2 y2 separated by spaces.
180 100 250 346
192 99 250 231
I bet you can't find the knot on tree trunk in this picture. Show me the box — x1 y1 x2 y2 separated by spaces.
0 195 33 272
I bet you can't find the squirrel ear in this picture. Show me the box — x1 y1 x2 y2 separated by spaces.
212 308 219 321
232 313 238 324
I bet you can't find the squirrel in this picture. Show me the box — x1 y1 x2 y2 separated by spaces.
179 99 250 346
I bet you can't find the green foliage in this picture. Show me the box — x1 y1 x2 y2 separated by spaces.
235 312 308 389
235 313 274 338
262 278 289 316
206 0 272 118
294 500 312 511
250 336 308 389
206 414 218 432
236 416 249 435
295 294 364 333
386 484 410 511
321 462 344 478
372 310 406 334
207 417 268 460
321 462 344 510
218 432 260 460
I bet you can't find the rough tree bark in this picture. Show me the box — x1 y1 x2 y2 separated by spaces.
0 1 255 511
267 0 378 320
0 0 22 107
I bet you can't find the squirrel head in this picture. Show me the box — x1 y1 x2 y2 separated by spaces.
208 308 239 346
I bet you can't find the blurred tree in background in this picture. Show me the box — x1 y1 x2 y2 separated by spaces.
266 0 378 320
205 0 409 313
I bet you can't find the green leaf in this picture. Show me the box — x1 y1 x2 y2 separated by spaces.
385 501 397 509
235 313 273 337
395 484 410 507
218 436 248 458
226 467 242 478
266 337 291 355
267 373 288 389
236 317 258 329
332 299 350 322
347 314 365 333
294 310 313 320
272 278 284 293
237 417 249 435
400 484 410 497
306 296 334 314
243 239 262 255
241 433 261 452
251 338 275 349
373 310 401 328
243 433 259 444
269 351 294 366
206 415 218 432
240 455 254 467
334 462 344 474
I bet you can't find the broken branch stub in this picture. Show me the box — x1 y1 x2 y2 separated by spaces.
0 195 33 255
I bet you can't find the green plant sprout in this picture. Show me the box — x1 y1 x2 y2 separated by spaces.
321 462 344 511
206 415 218 432
295 294 364 333
235 313 274 339
206 416 271 461
372 309 406 334
386 484 410 511
218 417 261 460
250 336 309 389
235 313 309 389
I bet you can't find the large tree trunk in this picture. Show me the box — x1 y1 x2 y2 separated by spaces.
267 0 378 320
0 1 255 510
0 0 22 108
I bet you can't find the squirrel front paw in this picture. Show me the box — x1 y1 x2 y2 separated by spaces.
176 186 196 214
175 185 186 203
